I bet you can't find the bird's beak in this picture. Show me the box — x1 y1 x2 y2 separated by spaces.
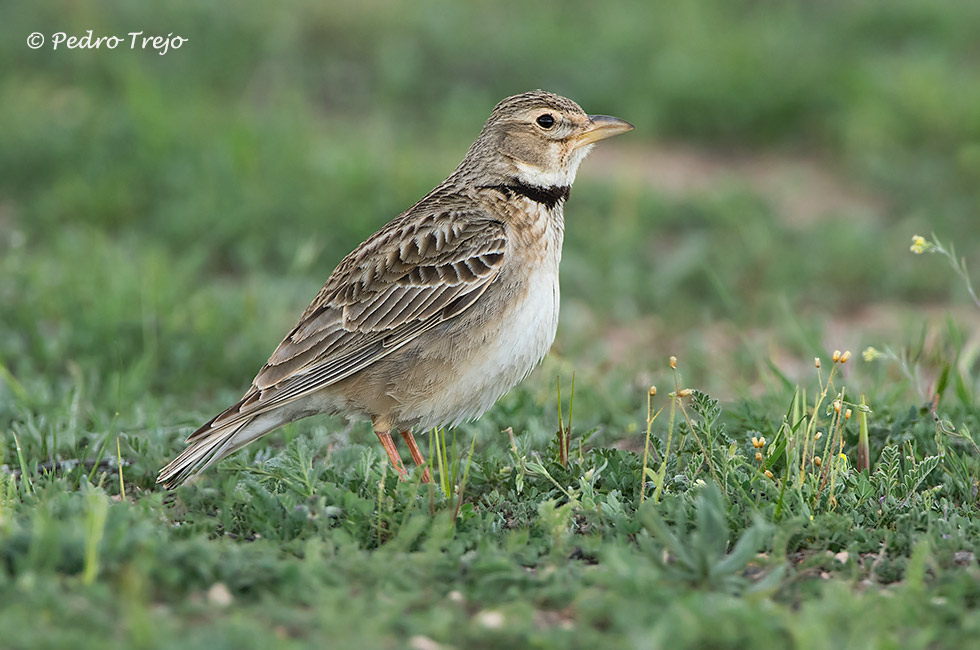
573 115 634 148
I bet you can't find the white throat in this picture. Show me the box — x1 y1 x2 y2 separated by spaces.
513 144 594 188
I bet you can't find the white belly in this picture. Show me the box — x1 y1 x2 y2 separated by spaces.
415 251 561 429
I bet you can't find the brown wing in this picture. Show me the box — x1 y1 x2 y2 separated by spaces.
187 209 506 440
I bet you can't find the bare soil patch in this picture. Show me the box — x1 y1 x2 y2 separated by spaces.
589 143 884 227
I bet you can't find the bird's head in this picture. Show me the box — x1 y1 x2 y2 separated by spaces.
455 90 633 190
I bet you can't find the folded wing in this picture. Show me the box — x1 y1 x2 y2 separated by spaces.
186 210 507 442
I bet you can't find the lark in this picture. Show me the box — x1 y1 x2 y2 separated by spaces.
158 90 632 488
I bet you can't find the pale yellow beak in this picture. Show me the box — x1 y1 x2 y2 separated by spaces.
573 114 634 148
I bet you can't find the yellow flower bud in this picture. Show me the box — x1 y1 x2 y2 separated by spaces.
845 409 852 420
832 350 841 363
648 386 657 397
755 452 763 461
814 456 822 467
764 470 774 479
910 235 929 254
840 350 851 363
678 388 692 397
669 356 677 370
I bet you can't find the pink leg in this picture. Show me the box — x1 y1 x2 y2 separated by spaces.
399 429 433 483
374 428 408 480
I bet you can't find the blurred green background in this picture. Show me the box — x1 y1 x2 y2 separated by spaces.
2 0 978 450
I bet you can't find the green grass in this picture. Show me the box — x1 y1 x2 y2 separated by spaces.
3 1 980 648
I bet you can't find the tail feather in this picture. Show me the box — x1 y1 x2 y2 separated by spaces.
159 395 316 489
158 408 293 488
157 419 250 488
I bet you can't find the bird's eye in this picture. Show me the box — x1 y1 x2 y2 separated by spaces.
536 114 556 129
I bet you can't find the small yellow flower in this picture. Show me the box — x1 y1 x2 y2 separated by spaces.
814 456 822 467
840 350 851 364
759 436 766 447
815 431 823 440
862 346 880 362
755 452 763 462
678 388 692 397
669 356 677 370
751 436 760 448
834 400 841 413
845 408 852 420
648 386 657 397
832 350 841 363
910 235 930 255
764 470 774 479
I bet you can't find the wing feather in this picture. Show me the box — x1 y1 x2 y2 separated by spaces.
192 210 507 436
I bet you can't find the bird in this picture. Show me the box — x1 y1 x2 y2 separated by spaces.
158 90 633 489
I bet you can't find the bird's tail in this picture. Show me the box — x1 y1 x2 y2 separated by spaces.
157 409 284 489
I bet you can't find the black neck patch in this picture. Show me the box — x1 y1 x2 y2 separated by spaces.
481 182 570 209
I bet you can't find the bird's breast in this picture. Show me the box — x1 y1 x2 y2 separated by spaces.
407 207 564 429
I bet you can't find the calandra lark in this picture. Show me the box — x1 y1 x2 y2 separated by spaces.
158 90 632 488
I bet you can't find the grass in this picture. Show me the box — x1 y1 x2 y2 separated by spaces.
3 0 980 648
